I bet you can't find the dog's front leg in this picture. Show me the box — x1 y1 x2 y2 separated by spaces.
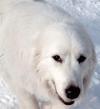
16 90 39 109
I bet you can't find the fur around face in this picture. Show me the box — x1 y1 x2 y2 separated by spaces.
0 0 96 109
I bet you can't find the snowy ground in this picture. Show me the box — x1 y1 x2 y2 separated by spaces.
0 0 100 109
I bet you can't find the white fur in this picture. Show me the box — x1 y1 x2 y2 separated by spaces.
0 0 96 109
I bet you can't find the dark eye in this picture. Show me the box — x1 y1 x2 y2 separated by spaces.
52 55 62 63
77 55 86 64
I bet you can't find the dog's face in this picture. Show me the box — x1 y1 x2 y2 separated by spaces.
35 23 96 106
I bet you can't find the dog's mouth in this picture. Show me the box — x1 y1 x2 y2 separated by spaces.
51 80 75 105
57 92 74 105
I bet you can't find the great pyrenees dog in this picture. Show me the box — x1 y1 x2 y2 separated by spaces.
0 0 96 109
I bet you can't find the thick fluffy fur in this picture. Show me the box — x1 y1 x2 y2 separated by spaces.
0 0 96 109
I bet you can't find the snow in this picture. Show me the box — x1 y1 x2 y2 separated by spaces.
0 0 100 109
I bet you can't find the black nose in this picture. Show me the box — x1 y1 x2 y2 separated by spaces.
65 85 80 99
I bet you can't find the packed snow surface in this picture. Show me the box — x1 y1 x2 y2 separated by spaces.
0 0 100 109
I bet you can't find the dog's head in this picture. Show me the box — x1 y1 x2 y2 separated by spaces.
35 22 96 106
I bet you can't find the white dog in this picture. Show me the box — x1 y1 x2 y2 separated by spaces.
0 0 96 109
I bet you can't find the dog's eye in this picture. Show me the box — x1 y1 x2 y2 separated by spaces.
77 55 86 64
52 55 62 63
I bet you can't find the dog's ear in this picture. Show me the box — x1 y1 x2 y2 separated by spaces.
31 49 41 75
33 48 41 65
90 45 97 73
92 47 97 65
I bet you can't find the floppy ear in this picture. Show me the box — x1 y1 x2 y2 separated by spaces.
91 46 97 72
88 47 96 86
83 73 93 92
83 45 97 92
92 43 97 61
32 33 43 68
33 48 41 68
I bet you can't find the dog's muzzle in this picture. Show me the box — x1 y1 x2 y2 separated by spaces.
51 81 76 106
